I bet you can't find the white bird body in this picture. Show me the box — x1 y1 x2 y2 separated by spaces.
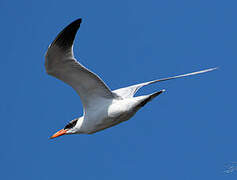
69 93 160 134
46 19 216 139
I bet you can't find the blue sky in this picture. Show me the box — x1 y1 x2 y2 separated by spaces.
0 0 236 179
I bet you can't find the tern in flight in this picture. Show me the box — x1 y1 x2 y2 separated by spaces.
46 18 216 139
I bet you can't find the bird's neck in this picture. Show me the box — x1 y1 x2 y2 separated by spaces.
74 116 84 132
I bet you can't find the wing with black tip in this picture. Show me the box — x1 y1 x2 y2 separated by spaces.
45 19 115 111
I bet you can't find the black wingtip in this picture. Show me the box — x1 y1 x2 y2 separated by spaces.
50 18 82 50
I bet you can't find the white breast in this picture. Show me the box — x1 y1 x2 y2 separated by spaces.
80 98 140 134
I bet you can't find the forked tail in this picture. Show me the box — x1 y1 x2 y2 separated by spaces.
137 89 165 108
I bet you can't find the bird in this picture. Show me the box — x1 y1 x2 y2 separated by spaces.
45 18 216 139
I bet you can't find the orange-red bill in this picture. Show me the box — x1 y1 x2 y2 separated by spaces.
50 129 68 139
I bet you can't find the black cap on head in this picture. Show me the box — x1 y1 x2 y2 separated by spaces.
64 118 78 129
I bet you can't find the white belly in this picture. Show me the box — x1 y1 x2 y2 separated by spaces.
80 98 141 134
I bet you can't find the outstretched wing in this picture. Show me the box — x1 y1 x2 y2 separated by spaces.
45 18 115 111
113 68 217 98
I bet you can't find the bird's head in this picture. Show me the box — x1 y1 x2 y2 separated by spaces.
50 118 79 139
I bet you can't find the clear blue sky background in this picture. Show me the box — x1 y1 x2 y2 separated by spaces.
0 0 236 179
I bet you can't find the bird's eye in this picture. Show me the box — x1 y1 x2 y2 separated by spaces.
64 119 78 129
